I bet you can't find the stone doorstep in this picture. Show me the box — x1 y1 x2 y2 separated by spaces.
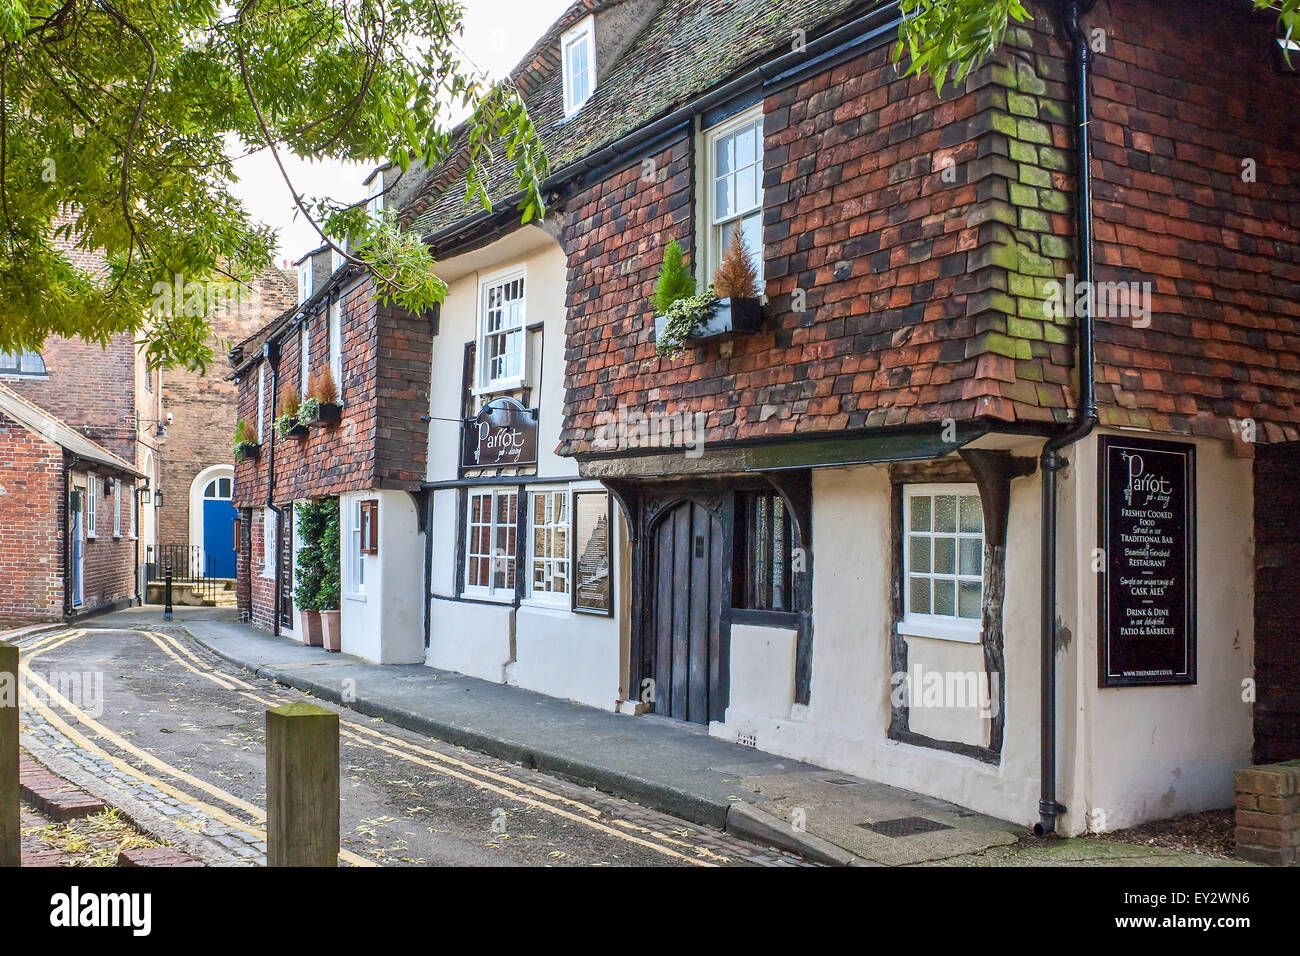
20 755 107 821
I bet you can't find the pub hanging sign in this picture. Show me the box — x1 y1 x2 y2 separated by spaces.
461 397 539 470
1098 435 1197 687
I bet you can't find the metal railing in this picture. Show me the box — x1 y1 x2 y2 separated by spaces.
144 545 217 605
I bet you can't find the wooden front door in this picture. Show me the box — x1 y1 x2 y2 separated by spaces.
647 499 728 724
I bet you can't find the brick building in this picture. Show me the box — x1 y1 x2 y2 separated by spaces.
232 0 1300 837
156 265 295 583
0 385 143 623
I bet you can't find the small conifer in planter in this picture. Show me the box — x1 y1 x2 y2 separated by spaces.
651 240 718 359
709 222 764 333
275 392 308 438
300 367 342 426
233 418 260 462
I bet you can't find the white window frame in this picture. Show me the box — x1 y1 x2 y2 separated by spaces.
299 319 311 399
702 105 765 285
86 473 98 538
561 15 596 117
297 260 312 305
261 507 277 579
898 483 984 644
130 485 137 539
463 487 519 602
525 487 571 608
366 175 384 222
475 267 527 393
328 298 343 401
257 363 267 443
331 239 346 274
344 498 368 598
113 480 122 538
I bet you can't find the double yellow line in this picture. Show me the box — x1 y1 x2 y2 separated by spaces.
23 628 722 866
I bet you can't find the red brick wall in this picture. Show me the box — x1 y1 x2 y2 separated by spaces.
3 333 137 461
0 420 63 622
1081 0 1300 442
556 35 1068 456
233 276 432 508
158 267 295 549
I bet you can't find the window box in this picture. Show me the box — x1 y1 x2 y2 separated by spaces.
276 418 309 440
234 441 261 463
301 401 342 427
652 296 763 345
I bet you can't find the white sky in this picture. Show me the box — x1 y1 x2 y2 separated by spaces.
229 0 573 267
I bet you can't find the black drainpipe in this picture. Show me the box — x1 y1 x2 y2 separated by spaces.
264 341 283 637
1036 0 1098 837
62 454 81 618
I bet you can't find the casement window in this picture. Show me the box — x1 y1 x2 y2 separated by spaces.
703 106 765 283
299 319 311 398
113 480 122 538
257 363 266 443
477 270 526 391
561 15 596 117
297 260 312 305
328 298 343 399
733 491 793 612
573 490 613 615
86 473 98 538
527 489 570 605
0 349 46 376
900 484 984 643
261 507 277 578
464 488 518 600
347 499 378 595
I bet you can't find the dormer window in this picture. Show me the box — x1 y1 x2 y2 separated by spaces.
562 16 596 117
297 260 313 305
367 175 384 222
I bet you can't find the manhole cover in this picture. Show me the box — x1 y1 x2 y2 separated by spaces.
858 816 953 838
824 777 862 786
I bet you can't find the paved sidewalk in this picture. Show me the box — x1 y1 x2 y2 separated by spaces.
83 607 1027 866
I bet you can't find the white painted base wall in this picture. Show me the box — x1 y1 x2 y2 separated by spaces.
711 432 1255 836
340 490 425 664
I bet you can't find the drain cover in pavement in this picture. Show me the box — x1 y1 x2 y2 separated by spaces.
824 777 862 786
858 816 954 837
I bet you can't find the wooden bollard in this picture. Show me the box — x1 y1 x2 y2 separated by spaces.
1 644 18 867
266 702 339 867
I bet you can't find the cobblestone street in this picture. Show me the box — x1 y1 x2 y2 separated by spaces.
13 625 814 867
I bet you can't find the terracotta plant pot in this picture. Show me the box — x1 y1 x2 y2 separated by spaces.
298 608 323 647
320 609 341 652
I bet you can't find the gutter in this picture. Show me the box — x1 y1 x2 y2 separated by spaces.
1036 0 1098 837
419 1 906 257
264 341 284 638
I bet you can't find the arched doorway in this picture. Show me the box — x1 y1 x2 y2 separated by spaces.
191 465 237 578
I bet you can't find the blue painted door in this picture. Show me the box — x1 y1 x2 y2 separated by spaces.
203 497 238 577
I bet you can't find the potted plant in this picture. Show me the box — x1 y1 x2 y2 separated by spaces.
293 500 326 647
651 229 764 358
316 499 342 652
233 418 260 463
300 367 342 427
275 393 308 439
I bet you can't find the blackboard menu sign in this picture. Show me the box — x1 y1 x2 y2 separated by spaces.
461 397 538 471
1098 435 1196 687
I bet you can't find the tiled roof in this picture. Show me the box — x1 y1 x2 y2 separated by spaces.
0 384 143 477
403 0 872 238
